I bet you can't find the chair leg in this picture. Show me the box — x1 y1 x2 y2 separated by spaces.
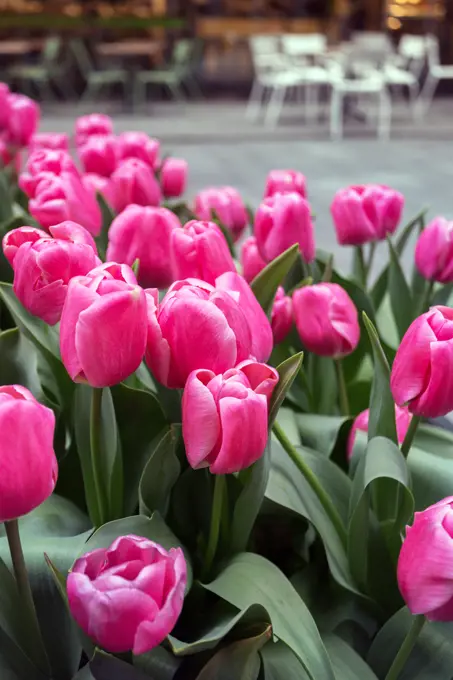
416 73 438 119
378 89 391 140
246 80 264 121
80 79 99 104
169 82 185 101
330 89 342 140
185 76 203 99
133 78 146 110
264 86 286 128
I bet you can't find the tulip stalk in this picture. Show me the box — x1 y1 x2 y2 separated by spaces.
202 474 226 580
90 387 107 527
384 614 425 680
400 415 421 459
334 359 350 416
417 280 434 317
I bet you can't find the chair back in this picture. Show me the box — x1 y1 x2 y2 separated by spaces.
425 34 440 69
249 35 281 57
41 36 61 67
398 35 426 60
282 33 326 57
69 39 95 75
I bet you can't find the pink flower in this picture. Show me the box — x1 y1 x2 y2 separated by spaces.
240 236 266 283
0 385 57 522
6 94 40 147
82 173 117 211
60 263 147 387
331 184 404 246
78 134 118 177
67 535 186 654
0 134 15 168
2 226 47 267
193 187 248 242
170 220 236 286
107 205 180 288
75 114 113 146
391 306 453 417
264 169 307 199
111 158 161 213
0 83 10 129
117 131 160 169
271 287 293 344
19 149 78 199
29 133 69 152
160 157 188 198
254 192 315 264
293 283 360 358
182 360 278 474
415 217 453 283
347 405 412 460
397 497 453 621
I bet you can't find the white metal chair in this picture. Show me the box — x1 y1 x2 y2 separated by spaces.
416 34 453 118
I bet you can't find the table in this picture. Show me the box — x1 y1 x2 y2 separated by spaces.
0 39 43 56
96 40 160 58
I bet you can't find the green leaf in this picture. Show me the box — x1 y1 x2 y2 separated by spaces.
95 192 115 258
323 634 379 680
75 651 151 680
268 352 303 426
202 552 335 680
261 640 311 680
410 424 453 510
296 414 352 458
139 426 181 518
387 238 413 340
307 353 338 415
195 626 271 680
213 214 235 258
0 328 42 397
251 244 299 315
133 645 181 680
0 170 13 223
352 246 366 286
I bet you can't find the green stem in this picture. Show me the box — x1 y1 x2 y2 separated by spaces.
417 280 434 317
365 242 377 285
273 422 348 548
400 415 421 459
384 615 425 680
354 245 367 287
335 359 350 416
90 387 107 527
202 475 225 580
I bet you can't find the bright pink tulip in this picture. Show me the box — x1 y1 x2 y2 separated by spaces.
183 360 278 474
29 133 69 152
111 158 161 213
145 279 256 388
60 263 147 387
2 225 47 266
0 385 57 522
0 83 10 129
390 306 453 417
29 173 102 235
415 217 453 283
240 236 266 283
117 132 160 169
82 173 117 211
49 220 98 251
193 187 248 242
271 287 293 344
6 94 40 147
75 114 113 146
0 134 14 168
160 157 188 198
397 497 453 621
67 535 186 654
347 405 412 460
78 134 118 177
293 283 360 358
255 192 315 264
264 169 307 199
19 149 78 199
107 205 179 288
331 184 404 246
170 220 236 286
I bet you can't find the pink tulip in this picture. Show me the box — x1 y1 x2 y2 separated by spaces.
2 225 47 266
398 497 453 621
49 220 98 251
264 169 307 199
29 133 69 152
183 360 278 474
67 534 186 654
82 173 117 212
107 205 179 288
145 279 255 388
6 94 40 147
19 149 78 199
29 173 102 235
293 283 360 358
0 83 10 129
0 134 14 168
170 220 236 285
193 187 248 242
78 134 118 177
254 192 315 264
240 236 266 283
160 157 188 198
415 217 453 283
117 132 160 169
271 287 293 344
60 263 147 387
347 405 412 460
0 385 57 522
111 158 161 213
331 184 404 246
75 114 113 146
391 306 453 417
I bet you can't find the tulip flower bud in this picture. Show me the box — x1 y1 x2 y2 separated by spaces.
111 158 161 213
170 220 236 285
19 149 78 199
240 236 266 283
293 283 360 358
0 385 57 522
118 131 160 169
193 186 248 242
391 306 453 417
0 135 14 169
415 217 453 283
60 263 147 387
67 535 186 654
29 133 69 152
2 226 47 267
398 497 453 621
75 113 113 146
82 173 117 212
78 134 118 177
0 83 10 129
48 220 98 251
347 405 412 460
6 93 40 147
254 192 315 264
160 157 188 198
264 169 307 199
183 360 278 474
271 287 293 344
331 184 404 246
107 205 180 288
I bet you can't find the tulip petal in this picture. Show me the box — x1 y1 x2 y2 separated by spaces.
60 278 98 382
182 369 220 469
410 339 453 417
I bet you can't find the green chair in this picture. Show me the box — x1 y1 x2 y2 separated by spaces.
70 39 129 104
6 37 72 100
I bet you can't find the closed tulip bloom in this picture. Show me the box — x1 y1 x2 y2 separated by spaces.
6 94 40 147
271 287 293 344
415 217 453 283
293 283 360 358
347 405 412 460
183 360 278 474
82 173 117 212
390 305 453 417
67 535 186 654
19 149 78 199
0 134 20 171
29 133 69 152
78 135 118 178
118 132 160 169
160 157 188 198
331 184 404 246
0 83 10 129
107 205 179 289
255 192 315 264
398 497 453 621
0 385 57 522
111 158 161 213
170 220 236 285
60 263 147 387
49 220 98 251
193 187 248 242
2 225 48 266
240 236 266 283
264 169 307 199
75 113 113 146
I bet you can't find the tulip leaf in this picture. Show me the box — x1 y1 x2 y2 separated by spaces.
95 192 115 258
0 327 42 397
268 352 303 427
133 645 181 679
139 426 181 518
410 423 453 510
74 651 151 680
387 238 413 340
323 634 379 680
261 640 311 680
251 243 299 315
0 170 13 223
296 414 352 459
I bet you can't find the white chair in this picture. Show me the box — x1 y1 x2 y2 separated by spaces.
397 35 427 80
417 34 453 117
